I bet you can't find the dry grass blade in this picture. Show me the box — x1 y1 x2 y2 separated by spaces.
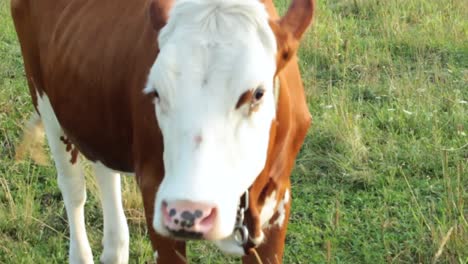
29 216 69 239
432 226 454 264
0 177 15 215
14 113 48 165
175 250 188 263
250 248 264 264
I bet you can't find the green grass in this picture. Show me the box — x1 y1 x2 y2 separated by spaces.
1 0 467 263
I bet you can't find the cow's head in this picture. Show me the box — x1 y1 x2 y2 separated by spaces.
144 0 313 247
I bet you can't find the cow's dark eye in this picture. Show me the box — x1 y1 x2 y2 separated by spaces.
148 89 160 102
253 86 265 101
153 90 160 99
236 85 265 112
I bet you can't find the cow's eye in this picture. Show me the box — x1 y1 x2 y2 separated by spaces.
148 89 160 102
253 86 265 102
236 85 265 112
153 90 160 99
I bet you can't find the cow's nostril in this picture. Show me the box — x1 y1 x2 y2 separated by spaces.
181 210 194 221
169 208 177 217
194 210 203 218
200 208 216 227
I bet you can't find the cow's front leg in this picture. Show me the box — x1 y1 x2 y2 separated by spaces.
93 163 129 264
38 97 94 264
242 198 291 264
52 148 93 264
137 167 186 264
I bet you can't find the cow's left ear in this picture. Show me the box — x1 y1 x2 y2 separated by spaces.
149 0 173 31
270 0 315 73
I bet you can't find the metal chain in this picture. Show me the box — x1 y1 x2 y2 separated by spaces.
233 190 249 246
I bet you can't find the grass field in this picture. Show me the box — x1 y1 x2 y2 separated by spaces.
1 0 467 263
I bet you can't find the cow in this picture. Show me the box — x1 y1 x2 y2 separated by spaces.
11 0 314 263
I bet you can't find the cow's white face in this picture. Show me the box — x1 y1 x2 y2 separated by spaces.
144 1 277 242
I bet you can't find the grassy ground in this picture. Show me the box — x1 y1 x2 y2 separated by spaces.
1 0 467 263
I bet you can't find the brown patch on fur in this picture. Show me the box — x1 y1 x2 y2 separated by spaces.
194 135 203 148
236 90 253 109
268 209 281 226
70 146 79 164
60 136 72 151
60 136 79 164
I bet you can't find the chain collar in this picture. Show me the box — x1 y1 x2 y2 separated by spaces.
233 190 249 246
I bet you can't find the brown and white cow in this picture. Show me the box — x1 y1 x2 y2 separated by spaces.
11 0 314 263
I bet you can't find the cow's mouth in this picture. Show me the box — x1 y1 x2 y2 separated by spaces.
167 228 204 240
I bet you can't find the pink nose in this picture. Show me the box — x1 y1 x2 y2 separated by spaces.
162 201 216 238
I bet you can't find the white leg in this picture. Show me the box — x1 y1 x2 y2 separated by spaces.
38 96 93 263
93 163 129 264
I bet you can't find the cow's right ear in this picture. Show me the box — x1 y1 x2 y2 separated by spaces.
271 0 315 73
149 0 172 31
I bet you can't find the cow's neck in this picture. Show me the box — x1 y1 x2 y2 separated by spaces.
237 72 293 252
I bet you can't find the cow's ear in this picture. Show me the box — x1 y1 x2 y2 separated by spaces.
149 0 172 31
271 0 315 72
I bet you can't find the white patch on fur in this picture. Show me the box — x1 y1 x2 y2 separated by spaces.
250 231 265 246
213 235 245 256
147 0 279 244
274 76 280 108
37 93 94 263
260 191 278 228
273 189 289 227
153 251 158 262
